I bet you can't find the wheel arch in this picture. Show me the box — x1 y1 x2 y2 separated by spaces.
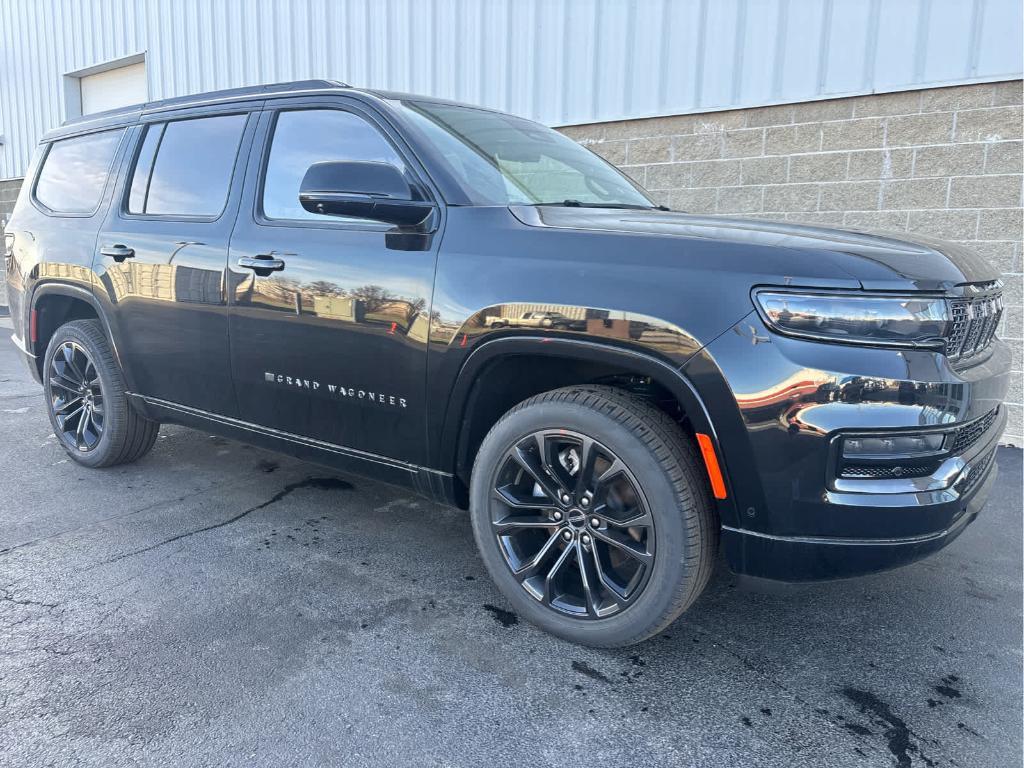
30 283 121 377
438 336 738 524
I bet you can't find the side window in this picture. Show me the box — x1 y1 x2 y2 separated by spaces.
34 129 123 214
261 109 406 221
127 113 247 217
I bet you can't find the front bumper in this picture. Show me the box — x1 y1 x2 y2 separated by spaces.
691 314 1011 581
721 415 1001 580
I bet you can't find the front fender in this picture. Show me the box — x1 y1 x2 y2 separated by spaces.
434 333 745 528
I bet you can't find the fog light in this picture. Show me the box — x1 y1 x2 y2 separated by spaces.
842 433 946 459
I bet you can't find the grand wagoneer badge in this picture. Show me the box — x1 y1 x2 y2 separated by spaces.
264 372 408 409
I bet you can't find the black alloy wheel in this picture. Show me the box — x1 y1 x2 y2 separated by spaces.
47 340 104 452
471 386 717 647
42 319 160 468
490 429 655 619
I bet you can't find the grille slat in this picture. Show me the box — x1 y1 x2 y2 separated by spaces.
841 464 936 480
950 408 999 456
947 286 1002 363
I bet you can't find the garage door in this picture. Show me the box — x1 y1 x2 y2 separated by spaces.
80 62 147 114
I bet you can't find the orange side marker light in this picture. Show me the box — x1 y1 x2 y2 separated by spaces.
696 433 727 500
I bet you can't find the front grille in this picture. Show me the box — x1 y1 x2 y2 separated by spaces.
841 462 937 480
947 285 1003 362
950 408 999 456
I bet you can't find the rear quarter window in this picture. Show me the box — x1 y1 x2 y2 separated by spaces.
34 129 123 214
126 113 248 218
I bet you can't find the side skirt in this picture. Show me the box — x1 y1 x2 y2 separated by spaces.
130 394 457 505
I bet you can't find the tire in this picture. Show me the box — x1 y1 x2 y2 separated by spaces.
43 319 159 468
470 385 717 647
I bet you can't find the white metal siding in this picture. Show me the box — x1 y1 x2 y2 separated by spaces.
1 0 1021 179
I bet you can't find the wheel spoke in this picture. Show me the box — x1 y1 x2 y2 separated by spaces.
493 513 561 533
612 508 654 528
61 345 86 384
542 542 575 606
593 458 626 496
591 526 653 564
511 435 564 503
575 541 603 617
494 484 559 511
49 370 81 393
574 436 598 497
511 531 562 581
54 396 84 415
75 406 89 447
589 544 628 607
57 402 85 430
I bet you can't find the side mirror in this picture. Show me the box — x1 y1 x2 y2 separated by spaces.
298 161 435 227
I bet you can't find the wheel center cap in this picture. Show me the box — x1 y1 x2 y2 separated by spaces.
567 509 587 529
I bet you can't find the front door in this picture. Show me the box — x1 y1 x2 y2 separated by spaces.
226 100 440 465
96 109 257 416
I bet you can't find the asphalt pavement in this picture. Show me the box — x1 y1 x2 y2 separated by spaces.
0 316 1020 768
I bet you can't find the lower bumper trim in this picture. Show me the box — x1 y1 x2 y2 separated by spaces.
724 457 997 582
722 508 974 548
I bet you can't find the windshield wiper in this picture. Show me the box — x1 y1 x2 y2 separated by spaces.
536 199 668 210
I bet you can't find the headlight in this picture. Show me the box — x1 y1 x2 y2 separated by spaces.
754 290 951 347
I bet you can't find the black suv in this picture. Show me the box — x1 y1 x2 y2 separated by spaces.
4 81 1010 647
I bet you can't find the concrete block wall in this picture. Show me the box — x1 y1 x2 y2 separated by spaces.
562 81 1024 444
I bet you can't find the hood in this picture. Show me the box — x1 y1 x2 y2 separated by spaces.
509 206 1000 292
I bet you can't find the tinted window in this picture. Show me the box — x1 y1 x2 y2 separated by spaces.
127 114 247 217
35 129 123 214
262 109 405 221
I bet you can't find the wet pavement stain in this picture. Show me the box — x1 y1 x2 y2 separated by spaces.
482 604 518 628
842 722 874 737
840 687 936 768
571 660 612 684
934 675 962 700
956 722 979 737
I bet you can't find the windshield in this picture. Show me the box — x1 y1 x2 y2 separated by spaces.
394 100 657 208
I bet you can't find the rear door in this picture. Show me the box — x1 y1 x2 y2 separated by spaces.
95 106 259 416
226 98 441 465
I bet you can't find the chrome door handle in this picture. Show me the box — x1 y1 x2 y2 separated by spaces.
237 255 286 275
100 244 135 262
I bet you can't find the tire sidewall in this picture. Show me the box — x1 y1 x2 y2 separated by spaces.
470 398 696 646
43 323 124 468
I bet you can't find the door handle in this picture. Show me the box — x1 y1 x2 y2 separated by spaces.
237 254 286 275
100 244 135 262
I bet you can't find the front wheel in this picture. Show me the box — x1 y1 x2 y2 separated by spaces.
43 319 159 468
470 386 717 647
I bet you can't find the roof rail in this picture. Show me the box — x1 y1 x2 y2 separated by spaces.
61 79 350 127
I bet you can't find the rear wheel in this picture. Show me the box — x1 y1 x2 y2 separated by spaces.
470 385 717 647
43 319 159 468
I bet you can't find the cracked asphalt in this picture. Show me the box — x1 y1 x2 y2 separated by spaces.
0 317 1021 768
